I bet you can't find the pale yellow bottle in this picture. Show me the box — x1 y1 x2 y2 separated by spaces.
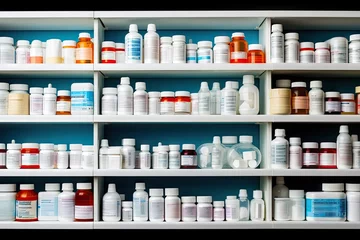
8 84 29 115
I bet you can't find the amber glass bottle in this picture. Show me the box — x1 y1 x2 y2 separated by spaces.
76 32 93 64
291 82 309 114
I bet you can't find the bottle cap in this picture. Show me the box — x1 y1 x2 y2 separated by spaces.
122 201 132 207
285 32 299 40
320 142 336 149
135 82 146 90
289 190 304 198
191 93 198 98
31 39 42 48
122 138 135 146
79 32 91 38
350 34 360 42
158 145 169 152
62 40 76 47
300 42 314 49
147 23 156 31
101 41 116 49
120 77 130 85
148 91 161 98
160 37 172 44
276 176 285 184
302 142 318 149
70 144 82 151
353 141 360 148
44 83 56 94
160 91 175 97
186 43 197 50
239 135 253 143
197 196 212 203
103 87 117 95
213 136 221 144
141 144 150 151
272 24 283 32
40 143 54 150
275 129 286 137
230 81 239 90
30 87 43 94
340 93 354 100
226 195 237 200
77 183 92 190
315 42 329 49
322 183 344 192
214 36 230 44
135 182 145 190
101 139 109 148
0 37 14 45
0 144 4 150
58 90 70 96
57 144 67 151
17 40 30 46
289 137 301 145
165 188 178 196
182 144 195 150
82 145 94 152
22 143 39 149
149 188 163 196
200 82 209 89
248 44 263 51
10 84 28 91
7 140 21 150
20 184 34 190
45 183 60 191
222 136 237 144
325 91 340 98
346 183 360 192
243 75 255 84
107 183 116 192
0 184 16 192
232 32 244 38
310 80 322 88
181 196 196 203
291 82 306 88
0 82 9 91
106 147 121 155
239 189 248 198
172 35 186 42
198 41 212 48
115 43 125 49
225 81 233 89
212 82 220 90
253 190 262 199
174 91 190 97
339 125 349 133
352 134 359 142
213 201 224 207
276 79 291 88
169 144 180 151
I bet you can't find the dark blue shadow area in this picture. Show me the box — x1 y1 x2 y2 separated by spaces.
0 177 93 193
105 30 259 45
287 30 358 43
104 176 259 202
0 78 93 90
104 123 259 150
0 124 93 145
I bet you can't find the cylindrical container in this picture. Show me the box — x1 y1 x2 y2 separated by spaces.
270 24 284 63
16 40 30 64
291 82 309 115
46 39 62 63
274 198 290 221
175 91 191 115
181 144 197 169
197 41 212 63
356 86 360 114
315 42 330 63
122 201 132 221
155 145 169 169
57 144 68 169
82 145 94 169
76 32 93 64
42 42 46 63
172 35 186 63
30 40 43 64
0 144 5 169
8 84 29 115
69 144 82 169
148 91 160 115
58 183 75 222
341 93 356 115
213 201 225 221
289 137 302 169
160 91 175 115
186 42 197 63
164 188 181 222
75 183 93 222
270 89 291 115
101 87 118 115
0 184 16 221
0 82 9 115
107 147 122 169
6 140 21 169
349 34 360 63
43 83 57 115
70 83 94 115
197 196 213 222
285 32 299 63
247 44 265 63
115 43 125 63
191 93 199 115
230 32 248 63
325 92 341 114
56 90 71 115
289 190 305 221
181 196 196 222
101 41 116 63
39 143 55 169
160 37 172 63
149 188 164 222
213 36 230 63
353 141 360 169
0 37 15 64
319 142 337 169
21 143 40 169
302 142 319 168
29 87 43 115
16 184 38 221
62 40 76 64
169 144 181 169
328 37 348 63
299 42 314 63
346 183 360 222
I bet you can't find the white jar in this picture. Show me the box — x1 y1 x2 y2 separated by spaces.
39 143 55 169
181 196 196 222
346 183 360 222
349 34 360 63
328 37 348 63
29 87 43 115
172 35 186 63
6 140 21 169
43 83 57 115
8 84 29 115
101 41 116 64
139 144 151 169
225 196 240 221
115 43 125 63
160 91 175 115
134 82 148 115
191 93 199 115
148 91 160 115
0 82 9 115
197 196 212 222
299 42 314 63
285 32 299 63
149 188 164 222
309 80 324 115
165 188 181 222
186 42 197 63
57 144 68 169
160 37 172 63
315 42 330 63
122 138 135 169
107 147 122 169
289 137 302 169
169 144 180 169
102 87 117 115
213 36 230 63
197 41 213 63
38 183 60 221
16 40 30 64
289 190 305 221
62 40 76 64
0 184 16 221
274 198 290 221
69 144 82 169
122 201 133 222
0 37 15 64
213 201 225 221
58 183 75 222
82 145 94 169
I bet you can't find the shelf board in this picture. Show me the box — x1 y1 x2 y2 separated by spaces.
0 221 93 229
273 115 360 123
95 63 269 78
0 115 94 124
272 169 360 177
0 64 94 78
94 115 271 124
0 169 93 177
273 221 360 229
94 221 273 229
94 169 270 177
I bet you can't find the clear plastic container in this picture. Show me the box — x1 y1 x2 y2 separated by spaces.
196 143 213 169
228 136 261 169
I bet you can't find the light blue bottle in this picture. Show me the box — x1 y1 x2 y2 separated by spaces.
239 189 249 221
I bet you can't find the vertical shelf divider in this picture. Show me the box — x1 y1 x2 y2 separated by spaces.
94 18 105 65
259 17 271 64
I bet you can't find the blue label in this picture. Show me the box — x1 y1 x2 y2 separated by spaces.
306 198 346 218
71 91 94 112
198 55 211 61
186 56 197 61
126 38 141 60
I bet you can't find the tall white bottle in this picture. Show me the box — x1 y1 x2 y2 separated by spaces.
133 182 149 222
58 183 75 222
117 77 133 115
309 80 325 115
250 190 265 221
134 82 148 115
337 125 353 169
125 24 143 63
221 81 237 115
198 82 211 115
211 136 225 169
102 183 121 222
239 75 259 115
271 129 289 169
271 24 285 63
144 23 160 63
210 82 221 115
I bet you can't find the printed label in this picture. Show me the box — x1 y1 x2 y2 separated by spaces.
169 152 180 169
58 197 75 219
166 202 180 219
181 155 197 166
221 93 236 114
292 96 309 110
107 155 122 169
290 148 302 168
212 148 221 166
103 199 120 218
16 200 37 219
70 153 82 168
115 51 125 63
160 102 174 115
300 52 314 63
309 93 324 114
199 95 210 113
133 197 148 218
214 209 224 220
341 102 356 113
230 51 246 60
75 205 93 219
182 205 196 218
140 153 151 169
175 102 190 113
82 154 94 169
0 199 15 220
30 96 43 115
198 55 211 63
331 47 347 63
214 48 229 63
21 153 39 166
39 152 55 168
71 91 94 114
271 35 284 60
134 95 148 115
101 51 116 61
63 48 76 63
43 98 57 114
303 152 319 166
198 206 212 219
285 41 299 63
126 38 141 61
75 48 92 61
186 56 197 63
271 144 288 166
57 101 71 112
160 46 173 63
123 149 135 169
0 48 15 64
150 201 164 220
306 198 346 218
320 153 336 166
149 98 160 115
315 53 330 63
326 101 341 113
0 95 7 115
16 50 30 64
349 48 360 63
240 92 255 109
6 152 21 169
122 209 132 221
157 152 168 169
118 93 133 115
173 44 186 63
353 149 360 168
38 197 58 217
144 37 159 63
338 142 352 166
226 206 238 220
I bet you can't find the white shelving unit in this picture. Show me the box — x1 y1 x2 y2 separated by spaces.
0 10 359 230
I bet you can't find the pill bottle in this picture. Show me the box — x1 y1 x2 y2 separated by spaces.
0 37 15 64
46 39 62 63
270 24 284 63
270 89 291 115
39 143 55 169
274 198 290 221
122 201 133 222
271 129 289 169
356 86 360 114
29 87 43 115
325 92 341 114
191 93 199 115
115 43 125 63
181 144 197 169
197 41 212 63
319 142 337 169
0 144 5 169
43 83 57 115
186 40 197 63
299 42 314 63
149 188 164 222
133 82 148 115
0 184 16 221
6 140 21 169
102 87 117 115
165 188 181 222
62 40 76 64
122 138 135 169
315 42 330 63
197 196 213 222
21 143 40 169
101 41 116 63
213 36 230 63
289 190 305 221
107 147 122 169
75 183 93 221
291 82 309 114
76 32 93 64
156 145 169 169
213 201 225 221
144 23 160 64
16 184 38 222
225 195 240 221
16 40 30 64
57 144 69 169
148 91 160 115
341 93 356 115
247 44 265 63
175 91 191 115
289 137 302 169
353 141 360 169
349 34 360 63
56 90 71 115
30 40 43 64
160 91 175 115
181 196 196 222
8 84 29 115
82 145 94 169
58 183 75 222
69 144 82 169
38 183 60 221
42 42 46 63
169 144 181 169
346 183 360 222
302 142 319 169
328 37 348 63
70 83 94 115
160 37 172 63
0 82 9 115
230 32 248 63
139 144 151 169
285 33 299 63
308 80 324 115
172 35 186 63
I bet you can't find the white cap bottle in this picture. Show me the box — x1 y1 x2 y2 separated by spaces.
102 183 121 222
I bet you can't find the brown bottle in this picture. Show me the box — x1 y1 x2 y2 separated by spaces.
291 82 309 114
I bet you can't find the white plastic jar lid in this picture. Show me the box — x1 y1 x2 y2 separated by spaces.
213 201 224 207
346 183 360 192
158 145 169 152
20 184 34 190
197 196 212 203
140 144 149 151
57 144 67 151
276 79 291 88
0 143 4 149
239 135 252 143
106 147 121 155
190 93 198 98
300 42 314 49
58 90 70 96
350 34 360 42
340 93 354 100
40 143 54 150
160 91 175 97
115 43 125 49
289 190 304 198
214 36 230 44
45 183 60 191
232 32 244 38
182 144 195 150
0 82 9 91
322 183 344 192
0 184 16 192
197 41 212 48
10 84 28 91
149 188 164 197
320 142 336 149
271 24 283 32
353 141 360 148
69 144 82 151
291 82 306 88
175 91 190 97
82 145 94 152
160 37 172 44
102 41 116 48
310 80 322 89
103 87 117 95
31 40 42 48
148 91 161 98
186 43 197 50
30 87 43 94
248 44 263 51
285 32 299 40
289 137 301 145
17 40 30 46
77 182 92 190
122 138 135 146
169 144 180 151
22 143 39 149
172 35 186 42
122 201 132 207
302 142 318 149
222 136 237 144
181 196 196 203
315 42 329 49
79 32 91 38
0 37 14 45
325 91 341 98
62 40 76 47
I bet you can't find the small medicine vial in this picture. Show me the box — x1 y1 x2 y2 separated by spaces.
302 142 319 169
175 91 191 115
315 42 330 63
101 41 116 63
341 93 356 115
349 34 360 63
148 91 161 115
62 40 76 64
181 144 197 169
69 144 82 169
299 42 315 63
122 201 133 221
247 44 265 63
285 33 299 63
16 40 30 64
0 82 9 115
102 87 118 115
160 91 175 115
181 196 196 222
122 138 136 169
16 184 38 221
160 37 173 63
197 196 213 222
6 140 21 169
172 35 186 63
250 190 265 221
30 40 43 64
43 83 57 115
213 36 230 63
39 143 55 169
197 41 213 63
169 144 181 169
139 144 151 169
309 80 324 115
0 37 15 64
186 41 197 63
319 142 337 169
115 43 125 63
149 188 164 222
325 91 341 114
56 90 71 115
75 183 93 222
270 88 291 115
29 87 43 115
289 137 302 169
21 143 40 169
213 201 225 221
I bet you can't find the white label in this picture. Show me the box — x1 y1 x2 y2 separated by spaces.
40 151 55 169
101 51 116 61
123 149 135 169
122 209 132 221
326 101 341 113
300 52 314 63
221 92 236 115
57 101 71 112
271 144 288 166
70 152 82 169
115 51 125 63
165 201 180 219
226 206 238 220
182 205 196 218
16 50 30 64
309 92 324 114
81 154 94 169
230 51 246 60
21 153 39 166
38 197 58 217
140 152 151 169
0 199 15 220
75 205 93 219
320 153 336 166
133 197 148 218
338 142 352 167
102 97 117 114
331 46 347 63
57 152 69 169
169 152 180 169
144 37 159 63
285 41 299 63
157 152 168 169
198 206 212 219
160 102 174 115
199 94 210 114
214 48 229 63
341 102 355 113
353 149 360 168
214 208 224 220
160 45 173 63
58 197 75 219
0 48 15 64
0 152 5 167
125 37 141 62
6 152 21 169
30 95 43 115
134 94 148 115
149 98 160 115
315 52 331 63
173 44 186 63
290 147 302 169
349 47 360 63
212 148 221 166
181 155 197 166
118 93 133 115
63 48 76 63
43 98 57 115
0 95 8 115
271 35 284 61
150 200 164 220
303 152 319 166
175 102 190 113
16 200 37 219
103 199 120 218
197 49 212 63
75 48 92 61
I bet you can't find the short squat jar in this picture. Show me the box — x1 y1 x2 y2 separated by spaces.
302 142 319 169
319 142 337 169
175 91 191 115
180 144 197 169
325 92 341 114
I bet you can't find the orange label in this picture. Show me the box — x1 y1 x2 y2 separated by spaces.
30 56 43 64
292 96 309 110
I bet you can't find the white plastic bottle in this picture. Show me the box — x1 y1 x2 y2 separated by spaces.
239 189 250 221
57 144 68 169
101 87 117 115
69 144 82 169
6 140 21 169
250 190 265 221
197 41 213 63
213 201 225 221
133 182 148 222
16 40 30 64
231 81 240 115
29 87 43 115
285 32 299 63
221 81 237 115
213 36 230 63
309 80 324 115
289 137 302 169
239 75 259 115
273 177 289 200
271 129 289 169
211 136 225 169
169 144 180 169
337 125 353 169
58 183 75 222
156 145 169 169
134 82 148 115
172 35 186 63
39 143 55 169
198 82 211 115
122 138 135 169
165 188 181 222
186 40 197 63
160 36 172 63
38 183 60 221
139 144 151 169
149 188 164 222
99 139 109 169
102 183 121 222
225 196 240 221
118 77 133 115
210 82 221 115
43 83 57 115
144 24 159 64
271 24 284 63
125 24 143 63
349 34 360 63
